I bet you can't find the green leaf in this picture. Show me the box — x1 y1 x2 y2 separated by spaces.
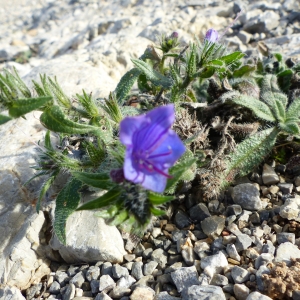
233 65 256 78
219 52 245 65
279 122 300 135
53 178 83 244
150 207 166 216
40 105 111 142
48 77 71 108
76 90 99 118
187 44 197 78
71 171 114 190
44 130 54 151
132 59 173 88
0 114 12 124
8 96 52 118
76 187 121 211
115 68 141 104
101 93 123 123
110 210 129 226
36 169 60 212
228 92 276 122
148 192 174 205
223 127 279 184
286 97 300 121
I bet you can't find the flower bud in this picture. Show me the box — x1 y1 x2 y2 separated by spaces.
205 28 219 43
110 168 125 183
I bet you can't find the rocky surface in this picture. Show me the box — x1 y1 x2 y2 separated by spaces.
1 0 300 300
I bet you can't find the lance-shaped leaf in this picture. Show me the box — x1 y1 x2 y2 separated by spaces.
36 169 60 213
150 207 166 216
148 192 174 205
101 93 123 123
44 130 54 150
286 97 300 121
0 114 12 125
53 178 83 244
40 105 111 143
222 127 279 187
233 65 256 78
186 43 197 78
279 122 300 135
132 59 173 88
8 96 52 118
219 52 245 66
115 68 141 104
227 92 276 122
71 171 114 190
76 187 122 211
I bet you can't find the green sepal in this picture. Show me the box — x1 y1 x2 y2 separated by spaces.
36 169 60 212
8 96 52 118
148 192 174 205
110 210 129 226
76 187 121 211
131 59 173 88
115 68 141 104
71 171 114 190
53 178 83 244
0 114 12 125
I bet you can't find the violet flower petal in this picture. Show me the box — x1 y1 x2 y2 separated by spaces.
205 28 219 43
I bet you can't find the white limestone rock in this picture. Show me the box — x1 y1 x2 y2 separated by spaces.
279 195 300 222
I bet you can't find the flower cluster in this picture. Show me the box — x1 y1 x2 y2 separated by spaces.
120 104 186 193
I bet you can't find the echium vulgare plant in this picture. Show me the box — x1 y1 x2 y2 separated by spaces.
1 16 300 243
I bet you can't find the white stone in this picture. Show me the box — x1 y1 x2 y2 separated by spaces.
275 242 300 266
200 251 228 279
279 195 300 222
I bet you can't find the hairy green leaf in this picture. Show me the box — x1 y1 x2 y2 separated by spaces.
0 114 12 124
219 52 245 65
53 178 83 244
279 122 300 135
148 192 174 205
76 187 121 211
9 96 52 118
115 68 141 104
44 130 54 151
71 171 114 190
233 65 256 77
187 44 197 78
150 207 166 216
132 59 173 88
286 97 300 120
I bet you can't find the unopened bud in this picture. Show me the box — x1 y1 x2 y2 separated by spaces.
110 168 125 183
205 28 219 43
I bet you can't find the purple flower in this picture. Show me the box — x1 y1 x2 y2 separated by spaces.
120 104 186 193
205 28 219 43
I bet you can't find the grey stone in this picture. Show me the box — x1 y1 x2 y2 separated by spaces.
0 114 52 290
174 210 191 229
254 253 274 269
262 241 275 255
235 233 253 252
234 283 250 300
0 286 26 300
90 280 100 294
151 248 168 268
262 164 279 185
277 232 295 244
189 203 211 222
278 183 293 194
231 266 250 284
99 275 116 293
256 265 270 291
116 275 136 289
243 11 280 34
63 283 76 300
70 271 85 288
171 266 199 293
154 291 181 299
275 242 300 266
109 286 131 298
231 184 262 211
86 266 100 281
49 281 61 294
95 292 113 300
201 216 225 239
144 261 158 276
293 290 300 300
67 265 80 277
131 261 144 280
112 264 129 279
237 31 252 44
186 285 226 300
143 248 153 259
102 262 113 277
181 245 195 266
210 274 229 286
226 205 243 216
50 213 126 264
25 283 42 300
55 271 69 285
246 291 272 300
279 195 300 222
131 275 154 289
130 286 155 300
200 252 228 278
226 244 241 261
